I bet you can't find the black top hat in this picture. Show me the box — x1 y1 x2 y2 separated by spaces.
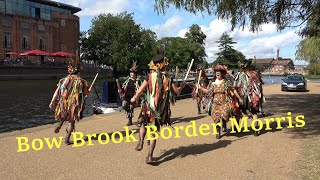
152 54 165 63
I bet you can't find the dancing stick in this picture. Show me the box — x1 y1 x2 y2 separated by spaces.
89 73 99 91
116 79 121 90
184 59 194 80
196 70 202 93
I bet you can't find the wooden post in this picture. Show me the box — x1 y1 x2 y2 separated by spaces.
175 66 179 79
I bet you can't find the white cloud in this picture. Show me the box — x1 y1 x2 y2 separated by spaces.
151 15 185 38
57 0 130 17
238 30 301 59
177 28 188 38
77 0 129 17
64 0 89 7
178 19 302 63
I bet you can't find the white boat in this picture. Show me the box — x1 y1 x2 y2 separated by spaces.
92 103 119 114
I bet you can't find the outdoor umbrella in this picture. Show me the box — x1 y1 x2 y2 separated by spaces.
20 49 50 56
51 51 75 57
5 52 18 55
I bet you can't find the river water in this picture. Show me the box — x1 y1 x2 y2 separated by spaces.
0 75 298 133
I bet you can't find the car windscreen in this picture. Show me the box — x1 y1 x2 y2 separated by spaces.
286 76 303 81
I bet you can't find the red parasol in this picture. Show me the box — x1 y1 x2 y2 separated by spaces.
20 49 50 56
51 51 76 57
5 52 18 55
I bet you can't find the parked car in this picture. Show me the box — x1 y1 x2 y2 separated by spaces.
281 74 307 92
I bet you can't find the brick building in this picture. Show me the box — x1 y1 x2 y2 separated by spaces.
0 0 81 59
271 59 295 72
252 58 274 71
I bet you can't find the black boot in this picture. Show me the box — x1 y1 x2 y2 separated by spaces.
216 126 221 139
222 121 227 132
126 117 133 126
254 121 260 136
254 130 260 136
197 104 201 114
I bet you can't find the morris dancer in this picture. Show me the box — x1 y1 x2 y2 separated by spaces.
198 65 242 139
118 61 142 126
130 48 186 164
188 68 209 114
49 58 91 145
235 60 263 136
256 69 266 116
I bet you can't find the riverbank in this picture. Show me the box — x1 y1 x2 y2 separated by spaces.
0 82 319 179
305 74 320 79
0 66 112 80
0 76 285 133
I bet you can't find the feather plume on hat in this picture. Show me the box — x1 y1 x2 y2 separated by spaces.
129 61 139 73
67 53 82 74
213 64 228 73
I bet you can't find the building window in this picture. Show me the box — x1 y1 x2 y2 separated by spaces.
2 19 12 27
61 19 66 27
61 43 66 51
38 24 45 31
22 35 29 49
39 37 45 50
4 32 12 48
31 7 40 19
21 22 29 29
0 0 5 13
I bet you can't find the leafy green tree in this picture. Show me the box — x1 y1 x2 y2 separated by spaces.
185 24 207 68
156 24 207 70
138 29 158 72
154 0 320 37
296 37 320 75
157 37 191 69
80 12 157 77
214 32 245 69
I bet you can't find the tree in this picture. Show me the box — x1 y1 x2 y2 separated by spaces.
156 24 207 70
296 37 320 75
138 29 158 72
185 24 207 68
299 5 320 37
157 37 191 69
154 0 320 37
213 32 245 69
80 12 157 77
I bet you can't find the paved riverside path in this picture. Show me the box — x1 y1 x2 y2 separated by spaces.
1 82 319 179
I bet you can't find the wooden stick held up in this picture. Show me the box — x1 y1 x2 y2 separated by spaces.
196 70 202 93
184 59 194 80
116 79 121 90
89 73 99 91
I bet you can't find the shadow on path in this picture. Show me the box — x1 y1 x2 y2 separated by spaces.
152 138 245 166
263 93 320 139
171 115 206 124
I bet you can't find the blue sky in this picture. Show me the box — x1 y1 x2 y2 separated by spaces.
58 0 308 65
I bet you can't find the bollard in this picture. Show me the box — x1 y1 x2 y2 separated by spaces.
102 81 108 104
116 91 122 107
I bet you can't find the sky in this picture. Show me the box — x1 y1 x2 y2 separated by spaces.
57 0 309 65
